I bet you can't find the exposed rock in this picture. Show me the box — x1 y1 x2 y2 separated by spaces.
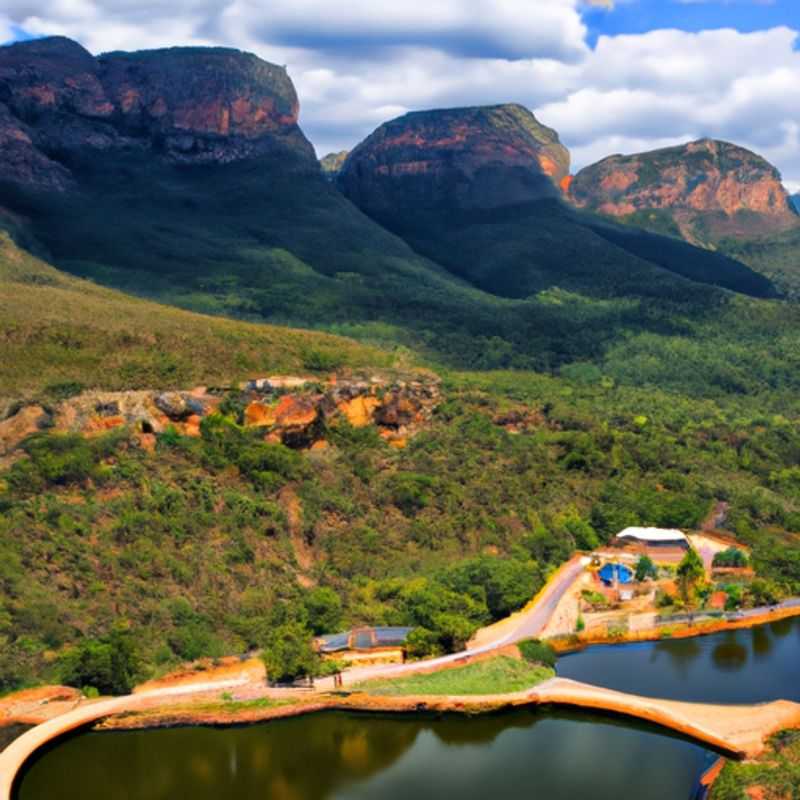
245 395 319 430
0 373 439 456
0 36 316 192
337 395 380 428
0 404 51 455
569 139 800 245
338 104 569 217
154 392 205 420
245 376 313 393
320 150 349 179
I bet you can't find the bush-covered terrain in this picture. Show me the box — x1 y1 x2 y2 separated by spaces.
2 365 800 693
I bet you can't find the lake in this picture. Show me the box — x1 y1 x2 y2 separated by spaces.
17 618 800 800
557 616 800 703
15 710 712 800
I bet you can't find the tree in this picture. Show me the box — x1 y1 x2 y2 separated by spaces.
676 548 705 602
304 587 343 636
58 627 143 695
262 623 319 684
635 555 658 582
712 548 749 569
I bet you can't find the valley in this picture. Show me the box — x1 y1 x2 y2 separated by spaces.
1 28 800 800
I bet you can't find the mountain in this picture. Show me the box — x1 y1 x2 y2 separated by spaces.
569 139 800 247
1 38 795 397
339 106 773 301
320 151 349 179
0 36 312 189
338 104 570 215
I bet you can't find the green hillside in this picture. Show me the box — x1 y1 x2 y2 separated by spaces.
721 227 800 300
2 364 800 692
0 231 393 398
6 148 800 398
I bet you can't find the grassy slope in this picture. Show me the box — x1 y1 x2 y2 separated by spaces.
0 232 393 398
356 656 554 696
5 149 794 390
721 227 800 300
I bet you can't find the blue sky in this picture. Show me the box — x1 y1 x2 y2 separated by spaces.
584 0 798 43
1 1 799 186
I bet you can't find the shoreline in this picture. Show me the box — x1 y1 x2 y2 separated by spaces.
547 600 800 655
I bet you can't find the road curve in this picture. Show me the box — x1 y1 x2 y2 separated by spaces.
320 555 587 688
0 678 247 800
0 557 586 798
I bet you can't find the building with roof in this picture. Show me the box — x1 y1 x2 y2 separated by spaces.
314 626 414 666
609 527 690 566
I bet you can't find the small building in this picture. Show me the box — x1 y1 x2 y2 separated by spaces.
612 527 690 565
314 626 413 666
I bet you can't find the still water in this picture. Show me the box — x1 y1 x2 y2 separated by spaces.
558 616 800 703
18 620 800 800
15 710 711 800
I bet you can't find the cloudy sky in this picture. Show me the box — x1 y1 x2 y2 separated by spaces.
2 0 799 189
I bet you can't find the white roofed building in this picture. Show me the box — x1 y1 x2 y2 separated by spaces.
617 527 689 545
608 526 691 565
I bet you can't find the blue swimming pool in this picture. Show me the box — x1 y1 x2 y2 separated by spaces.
599 563 633 584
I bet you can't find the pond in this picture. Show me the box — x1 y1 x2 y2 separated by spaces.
557 616 800 704
17 619 800 800
14 709 713 800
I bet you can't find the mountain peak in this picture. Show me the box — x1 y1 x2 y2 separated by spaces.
0 37 314 192
569 138 798 244
338 103 570 217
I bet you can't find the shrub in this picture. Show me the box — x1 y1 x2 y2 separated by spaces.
517 639 557 669
635 555 658 582
301 348 344 372
304 587 343 636
713 548 749 568
388 472 435 516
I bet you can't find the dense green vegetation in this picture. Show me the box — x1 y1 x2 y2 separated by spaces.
7 150 800 399
355 655 553 696
2 366 800 694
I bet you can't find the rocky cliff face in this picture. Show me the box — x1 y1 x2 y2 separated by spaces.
569 139 800 245
338 104 570 217
0 372 440 459
0 36 315 192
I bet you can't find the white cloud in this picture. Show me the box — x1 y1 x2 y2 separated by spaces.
2 1 799 184
0 15 16 44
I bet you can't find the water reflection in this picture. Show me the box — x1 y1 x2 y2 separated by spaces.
651 636 703 680
16 710 710 800
750 625 772 661
557 618 800 704
711 634 748 672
